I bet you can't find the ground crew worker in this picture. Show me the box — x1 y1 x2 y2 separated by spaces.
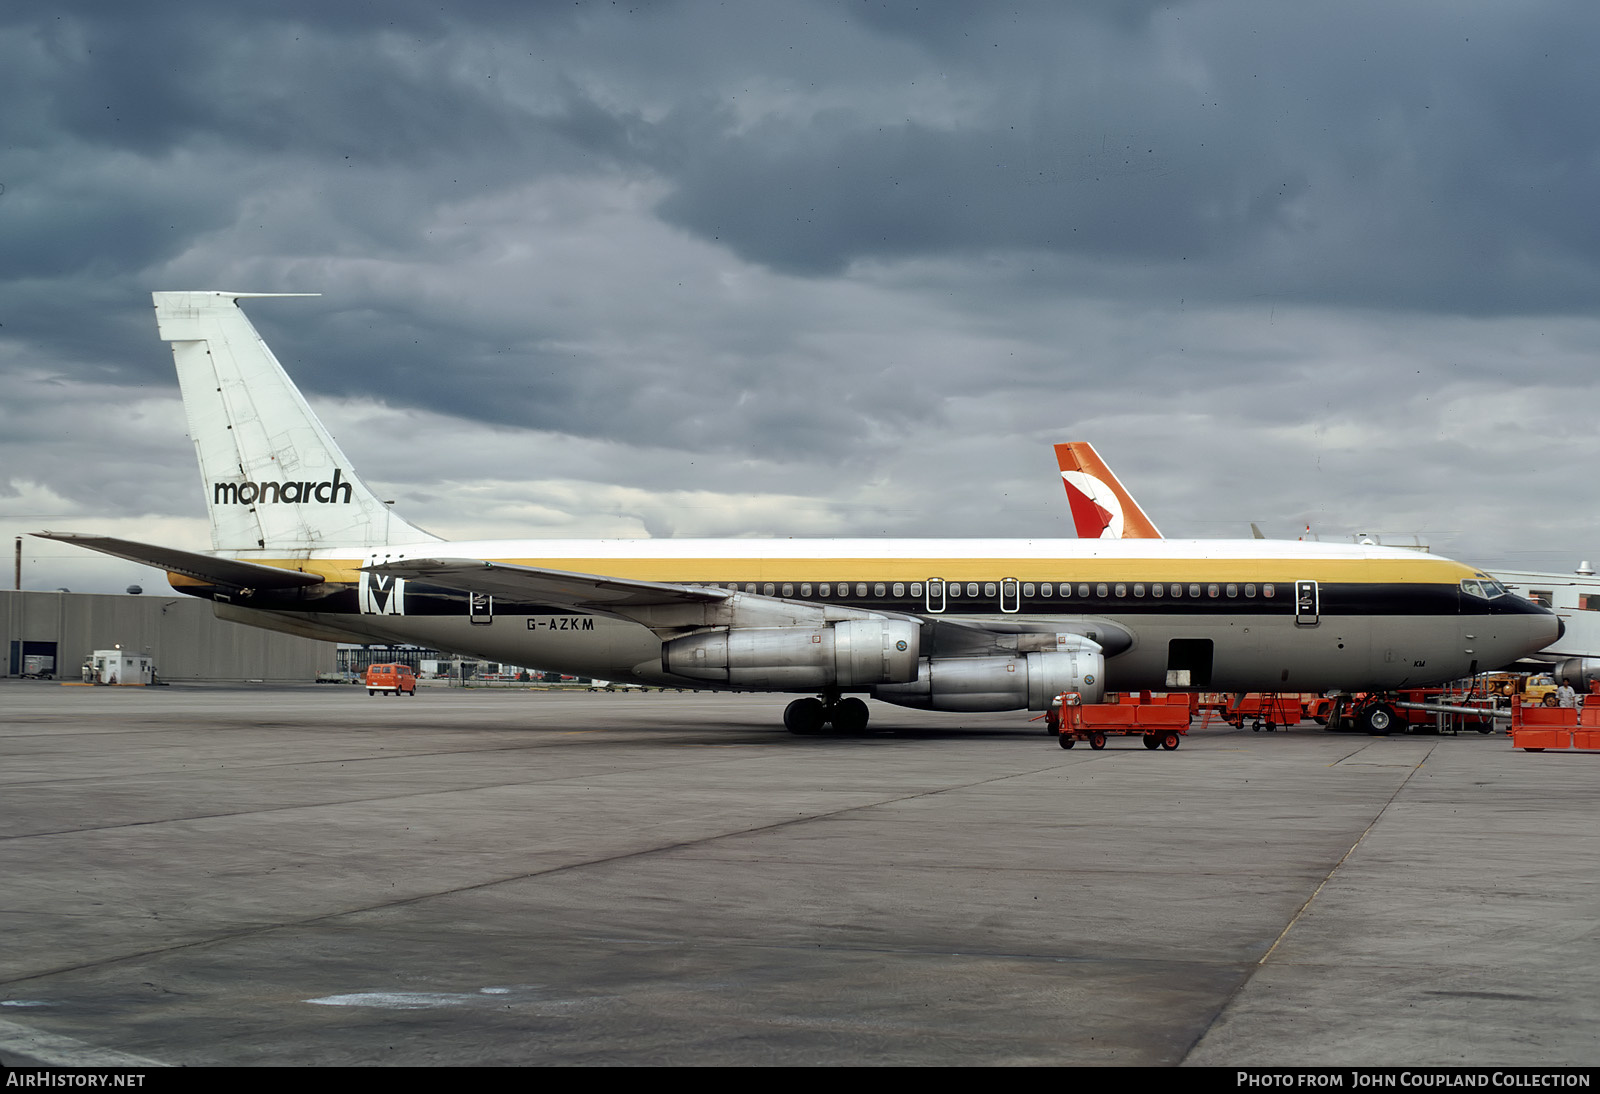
1557 678 1578 709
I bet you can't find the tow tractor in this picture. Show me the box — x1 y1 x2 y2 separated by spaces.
1314 687 1506 735
1046 691 1193 751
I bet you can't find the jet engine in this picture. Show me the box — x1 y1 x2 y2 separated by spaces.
871 645 1105 712
662 619 921 689
1552 658 1600 690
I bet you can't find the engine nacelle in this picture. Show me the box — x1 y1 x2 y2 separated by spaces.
871 647 1105 712
662 619 921 689
1552 658 1600 690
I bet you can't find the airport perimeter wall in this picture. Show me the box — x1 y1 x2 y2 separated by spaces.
1 590 334 683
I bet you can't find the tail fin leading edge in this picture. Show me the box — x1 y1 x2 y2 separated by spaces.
1053 442 1163 539
154 291 437 552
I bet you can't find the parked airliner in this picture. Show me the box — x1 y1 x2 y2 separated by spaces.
35 293 1559 733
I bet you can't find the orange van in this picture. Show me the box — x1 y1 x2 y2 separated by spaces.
364 663 418 696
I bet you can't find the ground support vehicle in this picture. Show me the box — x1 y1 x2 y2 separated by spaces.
1312 688 1505 735
1216 692 1309 732
363 663 418 696
1508 695 1600 752
1048 691 1192 751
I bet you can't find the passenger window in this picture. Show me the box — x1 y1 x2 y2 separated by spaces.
1114 583 1126 597
819 583 830 597
1208 584 1219 598
1041 583 1053 597
1244 584 1255 598
1133 583 1145 597
911 582 923 597
892 583 905 597
800 583 812 597
949 583 961 597
1096 583 1108 597
874 583 886 597
764 583 775 596
966 583 978 597
1226 584 1237 597
782 583 793 597
1171 583 1182 597
1189 584 1201 598
1151 583 1163 598
984 582 997 598
1263 583 1275 598
856 583 868 598
1022 583 1035 597
746 583 757 593
1079 584 1090 598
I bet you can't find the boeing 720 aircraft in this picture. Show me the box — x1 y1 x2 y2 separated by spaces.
35 293 1559 733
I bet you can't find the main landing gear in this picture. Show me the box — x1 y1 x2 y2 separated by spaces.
784 694 871 735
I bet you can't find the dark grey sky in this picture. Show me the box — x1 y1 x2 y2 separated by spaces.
5 1 1600 590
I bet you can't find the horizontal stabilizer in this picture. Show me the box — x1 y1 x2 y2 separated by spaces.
365 558 732 611
31 532 325 590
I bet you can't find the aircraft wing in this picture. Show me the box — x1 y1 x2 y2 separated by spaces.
31 532 325 590
366 558 732 611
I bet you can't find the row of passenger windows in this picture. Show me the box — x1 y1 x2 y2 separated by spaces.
712 580 1279 600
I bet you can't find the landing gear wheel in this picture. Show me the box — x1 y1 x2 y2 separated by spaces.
1058 734 1075 749
1160 732 1181 750
784 697 826 735
1143 734 1160 750
1088 732 1107 750
1359 703 1397 735
831 697 870 734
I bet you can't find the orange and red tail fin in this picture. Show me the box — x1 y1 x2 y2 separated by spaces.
1053 442 1163 539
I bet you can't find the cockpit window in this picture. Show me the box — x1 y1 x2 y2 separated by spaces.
1461 578 1505 600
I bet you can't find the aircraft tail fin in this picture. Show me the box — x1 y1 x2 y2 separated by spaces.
153 292 438 552
1053 442 1163 539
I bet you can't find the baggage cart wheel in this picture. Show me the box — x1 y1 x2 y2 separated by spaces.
1058 734 1075 749
1142 734 1160 750
1161 732 1181 750
1088 732 1106 750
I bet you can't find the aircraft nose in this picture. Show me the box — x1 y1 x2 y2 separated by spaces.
1484 597 1562 664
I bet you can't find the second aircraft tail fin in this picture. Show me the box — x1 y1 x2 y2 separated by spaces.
153 292 438 553
1053 442 1163 539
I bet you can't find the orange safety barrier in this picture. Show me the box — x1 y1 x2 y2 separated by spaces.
1508 696 1600 752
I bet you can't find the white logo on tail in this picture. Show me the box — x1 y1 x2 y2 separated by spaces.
1060 471 1126 538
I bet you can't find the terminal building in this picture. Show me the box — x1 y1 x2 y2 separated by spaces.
1 589 333 683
